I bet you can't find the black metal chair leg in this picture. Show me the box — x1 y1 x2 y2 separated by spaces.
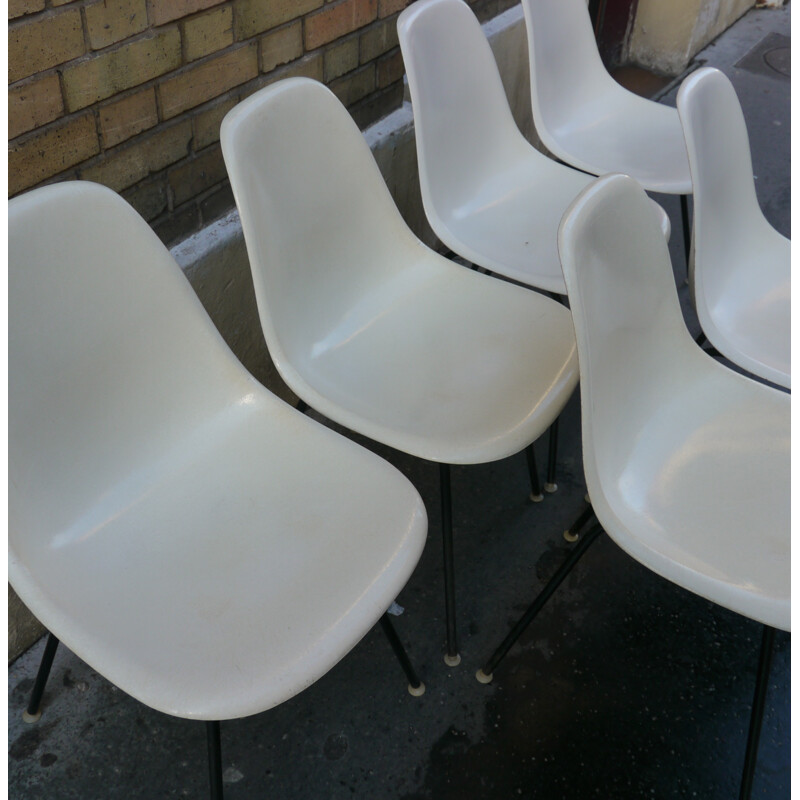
206 721 224 800
525 443 544 503
295 399 309 414
563 501 595 543
23 632 60 723
476 524 604 684
379 613 426 696
680 193 692 272
739 625 776 800
544 418 559 493
440 463 460 666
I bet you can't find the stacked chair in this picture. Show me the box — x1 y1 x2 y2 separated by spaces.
10 1 789 798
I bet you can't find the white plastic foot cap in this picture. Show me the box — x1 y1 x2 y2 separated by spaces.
408 682 426 697
544 482 558 493
443 653 461 667
563 529 579 543
22 709 42 724
529 492 544 503
475 669 493 684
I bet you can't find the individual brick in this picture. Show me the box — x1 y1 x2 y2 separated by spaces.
266 51 323 84
324 36 358 82
305 0 377 51
62 28 181 112
378 0 410 17
158 42 257 119
85 0 148 50
80 120 192 191
193 95 239 149
168 144 227 206
8 9 84 83
8 72 63 139
147 0 225 27
329 62 374 106
98 88 158 148
376 47 403 88
123 177 168 220
8 0 45 20
259 21 302 73
359 17 397 63
9 113 99 195
183 6 233 62
234 0 321 41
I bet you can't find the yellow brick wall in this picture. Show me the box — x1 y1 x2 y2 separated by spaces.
8 0 518 245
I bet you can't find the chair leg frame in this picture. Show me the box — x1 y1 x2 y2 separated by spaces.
476 524 604 683
680 194 692 268
563 501 595 543
379 613 426 696
525 443 544 502
206 720 224 800
440 463 461 666
23 632 60 723
545 418 559 493
739 625 776 800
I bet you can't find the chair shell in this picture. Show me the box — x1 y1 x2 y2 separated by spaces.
398 0 669 295
522 0 691 194
9 181 428 722
557 173 789 631
677 67 790 389
220 77 579 465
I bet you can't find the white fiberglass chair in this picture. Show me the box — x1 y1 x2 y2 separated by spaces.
10 181 429 800
220 78 579 666
677 67 790 389
398 0 670 296
521 0 693 260
398 0 669 502
476 174 789 800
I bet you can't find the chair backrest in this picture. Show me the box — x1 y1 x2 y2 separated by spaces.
520 0 616 147
398 0 532 221
220 78 423 371
9 181 249 545
676 67 770 282
557 174 698 488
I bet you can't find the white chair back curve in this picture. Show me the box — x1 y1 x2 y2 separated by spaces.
9 181 250 547
220 78 423 369
398 0 533 224
557 174 702 483
677 66 787 295
521 0 613 147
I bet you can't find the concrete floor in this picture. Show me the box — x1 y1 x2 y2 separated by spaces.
8 5 790 799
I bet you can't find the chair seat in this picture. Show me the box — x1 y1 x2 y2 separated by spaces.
274 251 579 465
546 95 692 194
10 392 427 721
590 355 790 631
700 229 790 388
441 158 671 294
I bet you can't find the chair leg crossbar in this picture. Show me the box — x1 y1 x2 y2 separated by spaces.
476 523 604 683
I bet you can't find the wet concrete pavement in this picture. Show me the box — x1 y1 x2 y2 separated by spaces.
8 4 790 798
